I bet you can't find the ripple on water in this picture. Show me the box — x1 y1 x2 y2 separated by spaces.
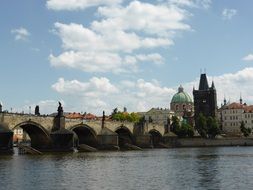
1 147 253 190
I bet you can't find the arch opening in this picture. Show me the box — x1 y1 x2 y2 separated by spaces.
14 122 51 150
149 130 162 148
72 125 98 148
115 126 134 148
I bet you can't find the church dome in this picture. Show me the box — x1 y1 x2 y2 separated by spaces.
171 85 193 104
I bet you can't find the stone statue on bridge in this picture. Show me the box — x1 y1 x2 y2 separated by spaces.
57 102 63 117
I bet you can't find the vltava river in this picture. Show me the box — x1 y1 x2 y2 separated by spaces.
1 147 253 190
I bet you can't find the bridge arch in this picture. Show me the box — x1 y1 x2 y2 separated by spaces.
14 121 51 150
115 125 134 147
70 124 98 147
149 129 162 147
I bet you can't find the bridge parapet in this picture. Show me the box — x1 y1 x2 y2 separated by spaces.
0 113 54 131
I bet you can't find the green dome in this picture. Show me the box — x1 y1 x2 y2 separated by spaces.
171 85 193 104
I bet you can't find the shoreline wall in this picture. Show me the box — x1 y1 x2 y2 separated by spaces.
174 137 253 147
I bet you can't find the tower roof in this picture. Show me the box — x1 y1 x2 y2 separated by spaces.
199 73 209 90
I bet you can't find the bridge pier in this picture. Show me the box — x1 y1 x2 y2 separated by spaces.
135 134 152 148
0 122 13 154
50 129 75 152
49 102 75 152
97 127 119 150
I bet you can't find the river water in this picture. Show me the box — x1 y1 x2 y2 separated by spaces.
0 147 253 190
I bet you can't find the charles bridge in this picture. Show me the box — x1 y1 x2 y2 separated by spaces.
0 110 171 152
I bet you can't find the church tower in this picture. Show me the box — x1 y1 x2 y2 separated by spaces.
193 73 217 121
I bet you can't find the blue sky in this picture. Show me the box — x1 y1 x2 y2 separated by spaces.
1 0 253 114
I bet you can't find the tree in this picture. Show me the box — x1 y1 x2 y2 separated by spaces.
207 117 220 138
171 116 180 133
240 121 252 137
111 111 141 123
171 117 194 138
196 113 207 138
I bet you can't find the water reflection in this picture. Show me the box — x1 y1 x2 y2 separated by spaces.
195 148 221 190
1 147 253 189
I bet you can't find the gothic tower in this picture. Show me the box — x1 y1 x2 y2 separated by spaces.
193 73 217 121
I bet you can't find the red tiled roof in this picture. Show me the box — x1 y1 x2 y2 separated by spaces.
244 105 253 113
65 112 83 119
227 102 245 109
83 113 97 120
225 102 253 113
65 112 97 119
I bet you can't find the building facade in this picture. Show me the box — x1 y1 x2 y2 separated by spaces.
219 100 253 135
140 108 174 125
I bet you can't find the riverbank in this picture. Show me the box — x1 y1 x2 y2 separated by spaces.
173 137 253 147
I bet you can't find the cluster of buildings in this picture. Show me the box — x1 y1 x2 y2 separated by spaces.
141 73 253 136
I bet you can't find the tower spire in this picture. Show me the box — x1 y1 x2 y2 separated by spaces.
211 80 215 89
224 95 227 105
198 73 209 90
240 93 243 104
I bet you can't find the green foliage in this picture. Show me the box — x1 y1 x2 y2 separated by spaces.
196 113 220 138
111 108 140 123
207 116 220 138
196 113 207 138
171 116 194 138
240 121 252 137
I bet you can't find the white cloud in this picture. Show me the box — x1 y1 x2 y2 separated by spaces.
242 54 253 61
46 0 122 11
167 0 211 9
50 1 193 74
49 51 138 73
222 8 237 20
52 77 118 96
93 1 191 36
51 76 176 114
11 27 30 41
136 53 164 65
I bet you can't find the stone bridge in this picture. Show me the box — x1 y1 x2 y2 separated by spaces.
0 113 170 151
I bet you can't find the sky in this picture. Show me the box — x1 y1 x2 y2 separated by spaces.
1 0 253 115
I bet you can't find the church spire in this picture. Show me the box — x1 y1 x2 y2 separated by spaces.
240 93 243 104
224 95 227 105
